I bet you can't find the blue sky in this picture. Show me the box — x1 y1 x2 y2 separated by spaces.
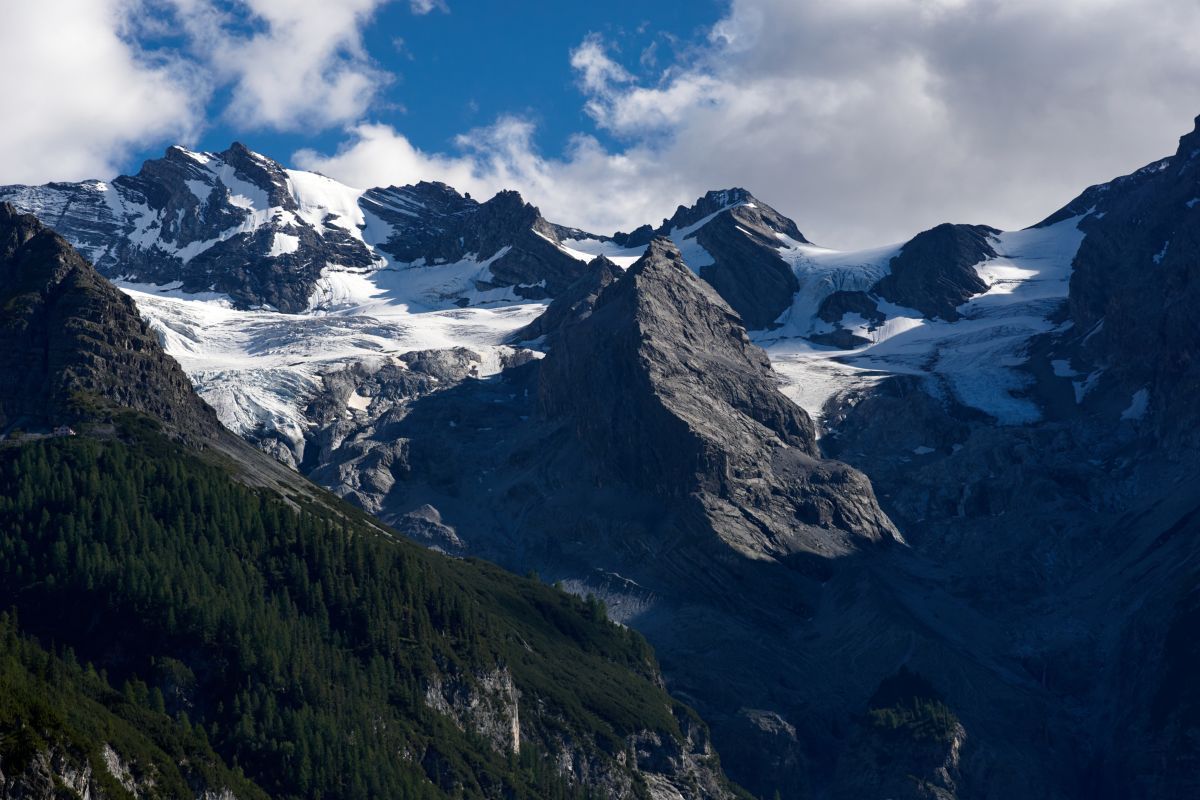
6 1 1200 247
134 1 723 180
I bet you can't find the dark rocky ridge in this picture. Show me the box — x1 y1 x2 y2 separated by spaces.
0 146 593 312
0 203 221 441
1 143 378 312
656 189 808 330
1041 113 1200 440
366 184 591 300
600 189 810 330
872 223 998 320
803 223 1000 347
656 188 807 243
510 254 623 342
0 203 744 800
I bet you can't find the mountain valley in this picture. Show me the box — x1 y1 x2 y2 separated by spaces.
4 113 1200 799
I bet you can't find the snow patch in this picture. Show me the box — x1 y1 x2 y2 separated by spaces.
1050 359 1078 378
1153 241 1170 264
759 216 1088 426
185 179 211 203
1073 370 1104 404
119 250 546 444
269 233 300 257
346 389 372 411
286 168 366 237
555 235 644 268
1121 388 1150 421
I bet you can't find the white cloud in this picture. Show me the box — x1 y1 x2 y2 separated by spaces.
295 119 694 235
583 0 1200 246
168 0 394 131
303 0 1200 249
409 0 447 14
7 0 1200 248
0 0 200 184
0 0 413 184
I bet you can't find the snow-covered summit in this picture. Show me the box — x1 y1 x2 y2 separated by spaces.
0 144 607 313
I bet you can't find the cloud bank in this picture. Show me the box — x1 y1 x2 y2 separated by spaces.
5 0 1200 248
0 0 397 184
300 0 1200 247
0 1 199 184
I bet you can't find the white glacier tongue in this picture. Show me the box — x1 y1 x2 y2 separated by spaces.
119 213 1086 453
120 265 546 454
756 216 1088 427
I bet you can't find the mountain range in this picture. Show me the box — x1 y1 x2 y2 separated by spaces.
2 114 1199 799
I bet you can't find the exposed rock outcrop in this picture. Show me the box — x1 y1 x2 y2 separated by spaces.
872 223 997 320
1041 113 1200 440
539 237 898 560
651 189 807 330
510 254 623 342
0 203 222 441
1 147 593 312
1 144 377 312
368 185 590 300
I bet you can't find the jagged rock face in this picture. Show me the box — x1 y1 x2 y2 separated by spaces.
659 188 806 244
872 223 997 320
649 189 807 330
0 144 378 312
1 147 592 311
372 187 588 300
359 180 479 261
1040 114 1200 439
0 203 220 440
510 255 622 342
691 205 803 329
300 348 493 513
539 237 897 561
0 743 243 800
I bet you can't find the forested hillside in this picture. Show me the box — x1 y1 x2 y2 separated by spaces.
0 423 734 799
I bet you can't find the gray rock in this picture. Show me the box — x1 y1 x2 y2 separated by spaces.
0 203 222 442
1 148 596 312
1 143 378 312
511 254 623 343
652 188 807 330
872 223 998 320
369 185 589 299
540 237 898 559
1040 113 1200 442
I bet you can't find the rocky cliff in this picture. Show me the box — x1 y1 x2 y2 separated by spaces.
0 147 593 312
0 204 743 800
539 237 898 560
0 202 221 441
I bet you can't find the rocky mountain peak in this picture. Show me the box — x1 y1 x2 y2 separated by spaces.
652 188 807 243
1176 113 1200 158
643 190 808 329
0 201 42 254
512 254 623 342
872 222 998 321
0 204 220 440
539 234 898 559
217 141 297 210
